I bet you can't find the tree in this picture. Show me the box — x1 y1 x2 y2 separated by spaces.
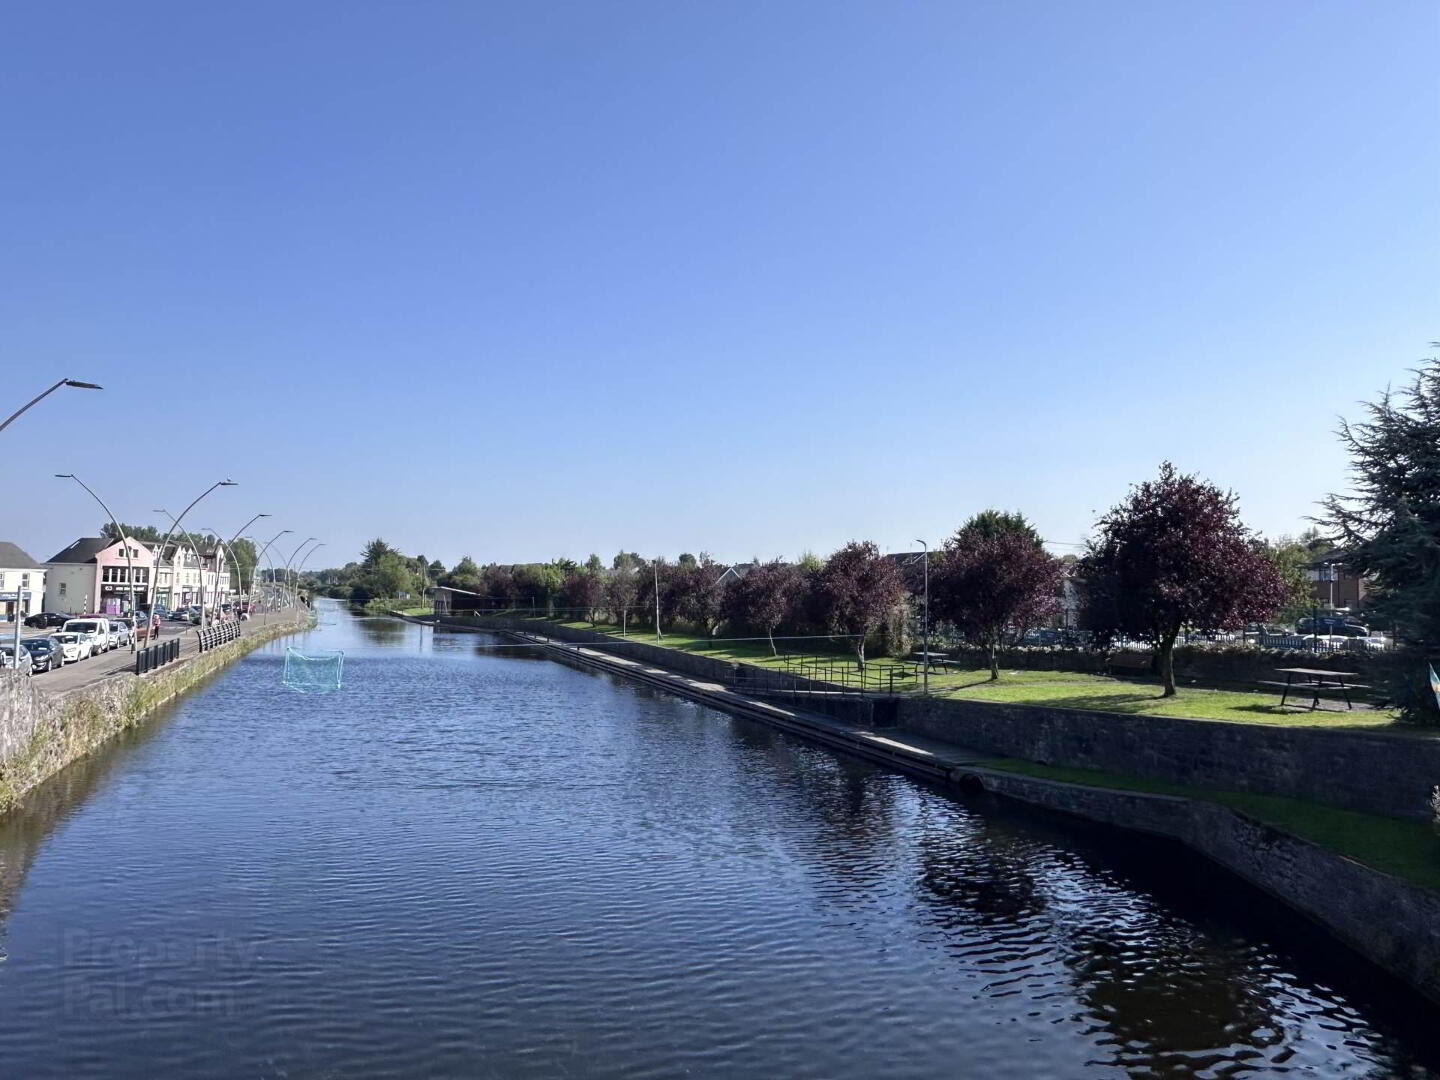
1080 463 1287 696
723 559 801 655
1321 354 1440 723
933 511 1061 681
101 522 165 543
1263 533 1327 624
675 556 727 637
442 556 482 591
562 567 604 624
605 564 638 633
361 538 399 569
815 541 905 670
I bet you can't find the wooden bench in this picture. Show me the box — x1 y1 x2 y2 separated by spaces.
1107 652 1153 677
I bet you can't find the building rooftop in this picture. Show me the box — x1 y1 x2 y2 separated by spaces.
0 542 46 570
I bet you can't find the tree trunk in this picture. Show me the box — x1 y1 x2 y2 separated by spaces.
768 627 777 656
988 639 999 681
1159 629 1179 696
855 637 866 672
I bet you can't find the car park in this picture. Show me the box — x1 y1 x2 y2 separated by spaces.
52 631 95 662
23 611 68 629
21 636 64 673
62 618 112 653
0 644 34 675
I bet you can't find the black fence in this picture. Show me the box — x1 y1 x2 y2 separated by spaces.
196 620 243 653
135 637 180 675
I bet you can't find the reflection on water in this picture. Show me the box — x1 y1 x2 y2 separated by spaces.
0 600 1433 1078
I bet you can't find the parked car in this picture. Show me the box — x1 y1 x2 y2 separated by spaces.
62 617 112 652
1298 616 1368 637
23 611 68 629
108 619 132 647
21 636 64 673
170 609 193 622
52 631 95 662
0 644 34 674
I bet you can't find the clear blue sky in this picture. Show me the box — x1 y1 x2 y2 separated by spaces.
3 1 1435 569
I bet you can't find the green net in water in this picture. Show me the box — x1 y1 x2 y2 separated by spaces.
283 647 345 693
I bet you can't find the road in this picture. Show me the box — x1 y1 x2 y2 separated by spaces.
4 608 305 694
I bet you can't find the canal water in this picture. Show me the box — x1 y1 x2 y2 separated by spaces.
0 603 1435 1078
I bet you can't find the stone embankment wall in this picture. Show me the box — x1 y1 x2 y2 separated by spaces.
966 768 1440 1004
448 616 1438 822
0 618 308 814
901 697 1440 821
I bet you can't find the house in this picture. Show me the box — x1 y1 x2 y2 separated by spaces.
1307 549 1369 614
152 541 232 613
0 543 48 622
44 536 155 616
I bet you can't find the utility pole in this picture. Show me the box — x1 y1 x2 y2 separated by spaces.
915 539 929 695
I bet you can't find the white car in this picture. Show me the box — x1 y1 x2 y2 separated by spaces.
52 631 96 662
61 618 112 653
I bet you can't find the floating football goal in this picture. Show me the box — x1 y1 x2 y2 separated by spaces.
282 647 345 693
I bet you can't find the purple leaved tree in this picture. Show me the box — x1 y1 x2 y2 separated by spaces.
816 541 905 671
1080 463 1287 696
933 511 1061 681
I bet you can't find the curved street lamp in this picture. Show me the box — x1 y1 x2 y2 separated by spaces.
149 480 237 615
4 379 102 435
55 473 138 650
252 529 293 611
283 538 320 606
223 513 270 598
195 525 248 618
293 543 325 621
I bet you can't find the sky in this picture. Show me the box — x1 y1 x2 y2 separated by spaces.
2 1 1435 571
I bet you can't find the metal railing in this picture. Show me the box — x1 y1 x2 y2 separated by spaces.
195 620 243 653
135 637 180 674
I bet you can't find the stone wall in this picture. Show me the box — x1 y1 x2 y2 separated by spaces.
967 768 1440 1005
903 696 1440 821
0 618 307 814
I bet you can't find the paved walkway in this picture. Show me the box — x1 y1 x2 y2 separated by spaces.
18 608 307 695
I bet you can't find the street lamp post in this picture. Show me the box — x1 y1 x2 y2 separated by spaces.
149 480 238 617
252 529 293 611
283 538 319 610
55 474 138 650
293 543 325 622
196 526 249 617
915 539 929 695
3 379 102 435
224 513 270 600
653 559 662 641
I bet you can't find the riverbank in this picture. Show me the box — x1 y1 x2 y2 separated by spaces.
405 612 1440 1007
0 610 314 814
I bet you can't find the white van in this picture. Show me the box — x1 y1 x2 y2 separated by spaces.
62 618 112 653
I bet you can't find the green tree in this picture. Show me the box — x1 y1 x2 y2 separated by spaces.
1321 353 1440 723
101 522 165 543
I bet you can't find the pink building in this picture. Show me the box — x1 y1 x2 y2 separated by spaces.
43 536 155 616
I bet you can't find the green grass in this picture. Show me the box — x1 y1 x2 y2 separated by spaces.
535 617 1407 731
979 758 1440 893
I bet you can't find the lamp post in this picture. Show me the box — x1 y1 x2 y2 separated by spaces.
224 513 270 600
3 379 102 435
653 558 662 641
915 539 929 695
149 480 237 616
252 529 292 611
196 526 248 617
55 474 138 651
283 538 319 609
293 543 324 622
155 510 213 630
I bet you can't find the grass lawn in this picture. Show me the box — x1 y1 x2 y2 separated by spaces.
539 618 1406 732
980 758 1440 893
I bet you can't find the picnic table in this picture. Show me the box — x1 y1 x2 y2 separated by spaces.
1272 667 1364 710
911 651 951 671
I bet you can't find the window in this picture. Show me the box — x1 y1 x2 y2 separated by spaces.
59 582 67 598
